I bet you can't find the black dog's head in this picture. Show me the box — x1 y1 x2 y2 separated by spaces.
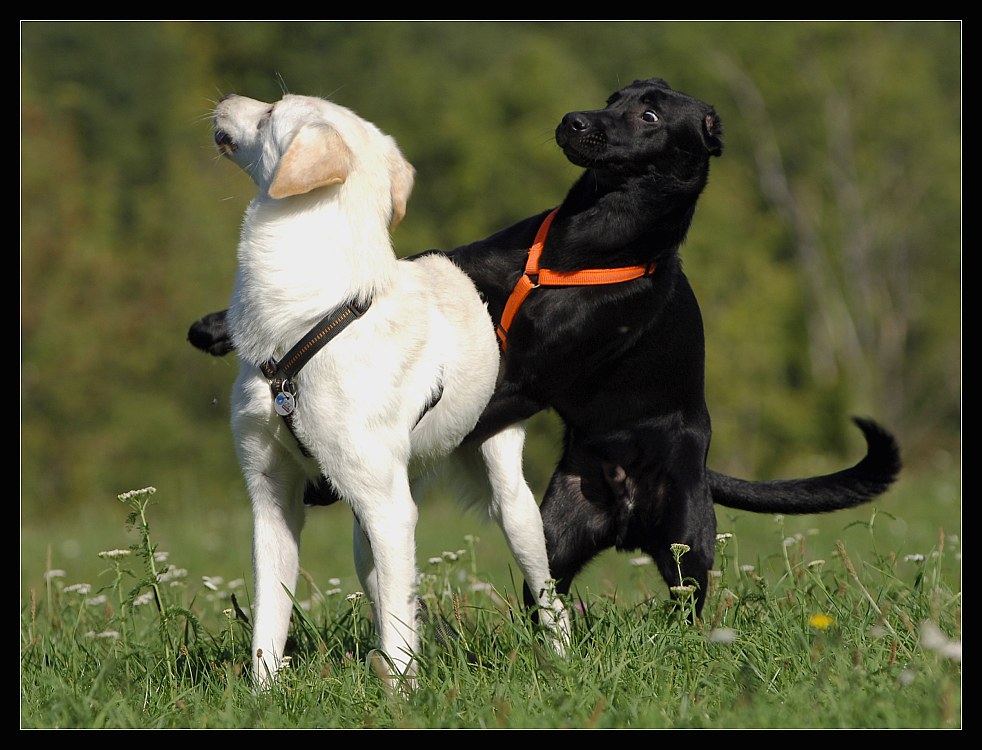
556 78 723 180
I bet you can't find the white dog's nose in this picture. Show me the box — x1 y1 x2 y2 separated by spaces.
214 129 235 154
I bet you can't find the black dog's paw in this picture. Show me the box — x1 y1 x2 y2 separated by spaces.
187 309 234 356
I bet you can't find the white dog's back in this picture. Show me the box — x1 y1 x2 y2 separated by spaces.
281 253 499 497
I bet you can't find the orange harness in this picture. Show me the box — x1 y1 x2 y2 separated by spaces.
496 208 658 350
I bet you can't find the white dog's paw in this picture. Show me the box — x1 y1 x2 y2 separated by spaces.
252 647 285 690
539 592 572 658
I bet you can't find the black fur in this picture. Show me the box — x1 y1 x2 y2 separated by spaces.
187 310 235 357
188 78 900 617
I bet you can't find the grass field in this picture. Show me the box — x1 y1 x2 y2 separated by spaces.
21 465 961 729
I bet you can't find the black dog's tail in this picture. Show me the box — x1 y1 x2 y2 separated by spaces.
709 417 901 514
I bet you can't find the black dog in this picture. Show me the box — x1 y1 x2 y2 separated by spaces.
189 78 900 617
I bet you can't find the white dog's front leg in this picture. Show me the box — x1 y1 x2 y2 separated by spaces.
351 468 419 688
247 468 307 687
481 424 571 653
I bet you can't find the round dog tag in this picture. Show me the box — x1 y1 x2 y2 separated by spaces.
274 390 296 416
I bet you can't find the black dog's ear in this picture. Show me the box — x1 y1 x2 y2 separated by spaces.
702 110 724 157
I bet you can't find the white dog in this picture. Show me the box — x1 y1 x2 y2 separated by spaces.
212 93 568 688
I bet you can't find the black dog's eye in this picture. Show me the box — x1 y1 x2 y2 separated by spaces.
642 110 659 123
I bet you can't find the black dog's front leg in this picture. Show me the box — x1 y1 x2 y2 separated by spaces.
463 378 547 446
188 309 234 356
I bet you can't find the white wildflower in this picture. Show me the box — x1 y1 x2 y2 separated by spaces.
630 555 653 566
65 583 92 595
98 549 131 559
44 569 66 581
117 487 156 502
133 591 155 606
708 627 737 644
670 584 696 595
159 567 188 582
920 620 962 663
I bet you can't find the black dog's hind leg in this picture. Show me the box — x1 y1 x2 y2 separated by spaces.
303 475 344 507
641 478 716 618
523 450 620 614
533 433 718 619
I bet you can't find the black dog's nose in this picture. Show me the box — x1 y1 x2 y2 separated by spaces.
563 113 591 132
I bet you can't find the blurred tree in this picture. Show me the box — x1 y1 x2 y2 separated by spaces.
20 21 960 522
700 22 960 471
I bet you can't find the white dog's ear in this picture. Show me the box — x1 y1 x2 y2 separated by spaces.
386 142 415 229
268 123 353 199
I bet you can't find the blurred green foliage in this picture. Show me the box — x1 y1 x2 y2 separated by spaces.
21 21 960 527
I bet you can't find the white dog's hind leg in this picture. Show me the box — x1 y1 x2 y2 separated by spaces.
481 424 571 653
244 460 307 688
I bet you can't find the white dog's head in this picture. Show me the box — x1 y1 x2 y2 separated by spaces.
213 93 415 228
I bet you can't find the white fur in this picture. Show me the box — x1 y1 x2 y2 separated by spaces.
214 94 568 689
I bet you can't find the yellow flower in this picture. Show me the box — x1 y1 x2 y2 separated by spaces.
809 613 835 630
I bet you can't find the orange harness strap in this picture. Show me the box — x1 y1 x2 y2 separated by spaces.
496 208 657 350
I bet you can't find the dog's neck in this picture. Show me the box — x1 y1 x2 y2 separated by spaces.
228 192 398 364
543 173 704 270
